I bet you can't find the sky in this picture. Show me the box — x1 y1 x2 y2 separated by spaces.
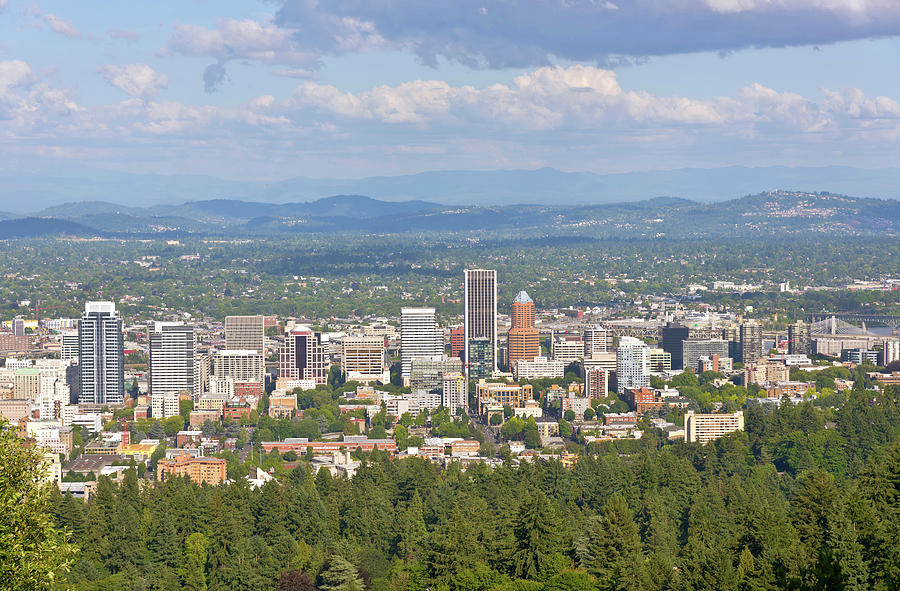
1 0 900 181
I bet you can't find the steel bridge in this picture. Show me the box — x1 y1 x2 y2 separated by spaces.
807 313 900 334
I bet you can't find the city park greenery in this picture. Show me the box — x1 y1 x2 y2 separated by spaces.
39 378 900 591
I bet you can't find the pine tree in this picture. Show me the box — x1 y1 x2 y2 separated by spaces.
511 492 561 580
147 502 181 571
180 532 210 591
83 475 117 565
57 491 87 542
677 490 738 591
823 505 869 591
319 556 364 591
582 494 648 591
398 490 428 560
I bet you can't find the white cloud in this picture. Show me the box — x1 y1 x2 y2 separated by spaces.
282 65 900 140
163 14 385 91
0 60 36 92
3 59 900 179
42 13 81 39
0 0 7 12
98 64 169 99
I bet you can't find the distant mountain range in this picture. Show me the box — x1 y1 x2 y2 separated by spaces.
3 165 900 212
2 191 900 240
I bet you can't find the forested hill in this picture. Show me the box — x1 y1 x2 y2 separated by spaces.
50 387 900 590
5 190 900 239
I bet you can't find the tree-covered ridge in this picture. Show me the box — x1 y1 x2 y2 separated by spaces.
49 387 900 591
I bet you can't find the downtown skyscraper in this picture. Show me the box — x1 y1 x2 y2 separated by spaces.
400 307 443 378
225 315 265 354
279 325 328 385
507 290 539 366
149 322 197 398
464 269 497 376
78 301 124 405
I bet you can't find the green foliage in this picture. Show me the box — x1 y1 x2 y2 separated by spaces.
319 556 363 591
0 420 75 588
41 379 900 591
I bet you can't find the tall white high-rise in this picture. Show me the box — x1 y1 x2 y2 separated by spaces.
78 301 124 405
616 336 650 394
464 269 497 375
400 308 442 378
149 322 196 398
583 326 611 356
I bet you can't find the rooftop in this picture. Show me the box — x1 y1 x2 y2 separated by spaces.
514 290 533 304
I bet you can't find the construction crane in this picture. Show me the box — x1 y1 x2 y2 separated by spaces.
29 301 65 324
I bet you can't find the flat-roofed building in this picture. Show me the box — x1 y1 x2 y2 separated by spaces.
475 380 533 413
60 332 79 361
743 360 790 387
268 393 298 419
224 315 265 355
441 372 467 415
617 337 649 394
584 366 608 399
464 269 498 376
149 322 196 398
151 390 182 419
14 368 41 399
661 323 690 370
190 409 221 427
196 393 228 412
552 334 583 363
648 348 672 372
410 356 463 393
685 411 744 444
514 356 565 381
788 320 812 356
467 337 494 380
212 349 265 395
78 301 124 406
583 326 611 357
740 321 763 363
157 453 227 486
341 336 388 383
260 436 397 455
401 308 442 379
881 339 900 366
0 398 30 421
698 355 733 374
683 339 729 375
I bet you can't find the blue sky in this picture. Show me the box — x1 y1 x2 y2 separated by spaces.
1 0 900 180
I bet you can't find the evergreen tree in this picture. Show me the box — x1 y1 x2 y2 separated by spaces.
319 556 364 591
677 489 738 591
511 492 561 580
180 532 210 591
580 494 648 591
397 490 428 560
822 504 869 591
57 491 87 541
